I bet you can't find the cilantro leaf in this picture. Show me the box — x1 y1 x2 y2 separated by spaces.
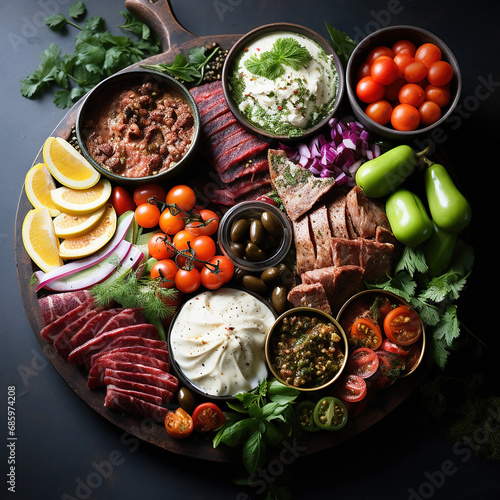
69 1 86 19
44 14 69 32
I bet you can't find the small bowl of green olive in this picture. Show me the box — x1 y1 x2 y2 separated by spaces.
217 200 293 272
265 307 349 392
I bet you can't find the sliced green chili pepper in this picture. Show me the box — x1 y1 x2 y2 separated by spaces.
386 189 433 246
424 163 472 232
421 221 458 276
355 145 425 198
313 396 348 431
295 400 320 432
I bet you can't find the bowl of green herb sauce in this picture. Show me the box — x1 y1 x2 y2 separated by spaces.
222 23 345 140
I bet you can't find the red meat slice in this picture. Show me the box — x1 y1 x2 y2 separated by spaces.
211 129 255 163
104 387 169 423
201 122 244 153
309 204 333 269
218 154 269 183
360 239 394 283
97 308 147 336
53 308 104 359
89 345 169 370
106 385 163 407
40 298 96 343
103 375 174 405
199 99 230 127
197 92 225 116
69 308 124 348
39 290 92 326
67 324 159 366
103 368 178 393
88 356 171 389
287 282 332 314
215 138 270 174
201 111 238 139
189 80 222 100
331 237 363 267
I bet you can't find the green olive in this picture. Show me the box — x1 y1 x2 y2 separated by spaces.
250 219 265 245
261 211 281 234
177 386 196 413
271 286 287 314
230 218 250 242
260 266 281 284
230 241 245 258
245 242 266 261
242 275 268 294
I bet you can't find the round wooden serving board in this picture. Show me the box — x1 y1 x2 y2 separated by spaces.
14 0 427 463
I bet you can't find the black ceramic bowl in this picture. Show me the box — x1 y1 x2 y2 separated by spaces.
222 22 345 141
346 25 461 142
76 69 200 186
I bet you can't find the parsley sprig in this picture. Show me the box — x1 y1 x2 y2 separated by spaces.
20 3 160 109
244 37 313 80
368 240 476 368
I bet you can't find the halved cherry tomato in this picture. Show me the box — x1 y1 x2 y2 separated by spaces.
373 351 405 389
338 374 367 403
148 233 174 260
381 338 409 356
313 397 348 431
383 305 422 345
111 186 135 216
378 296 393 319
192 402 226 432
164 407 193 439
295 401 320 432
185 209 219 237
350 317 382 350
402 343 422 374
347 347 379 378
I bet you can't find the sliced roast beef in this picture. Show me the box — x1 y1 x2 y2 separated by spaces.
218 154 269 183
287 282 332 314
200 99 230 127
106 385 163 406
189 80 222 100
215 137 270 174
197 93 225 116
331 238 363 267
268 149 335 221
40 298 96 343
103 375 174 405
104 387 169 423
68 323 160 366
103 368 178 393
201 111 238 139
292 215 316 275
201 122 244 153
211 129 255 162
301 266 337 303
360 239 394 283
89 345 169 369
326 192 349 239
375 225 398 246
39 290 92 326
69 308 124 348
308 204 333 269
346 185 391 239
53 308 104 359
88 356 171 389
329 265 365 315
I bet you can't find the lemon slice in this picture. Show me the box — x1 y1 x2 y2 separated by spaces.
59 203 117 259
52 204 107 238
24 163 61 217
43 136 100 189
50 178 112 216
22 208 64 272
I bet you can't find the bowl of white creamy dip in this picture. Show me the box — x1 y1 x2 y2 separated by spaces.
168 288 277 399
222 23 345 140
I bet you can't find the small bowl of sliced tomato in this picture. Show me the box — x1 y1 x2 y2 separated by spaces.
336 290 426 393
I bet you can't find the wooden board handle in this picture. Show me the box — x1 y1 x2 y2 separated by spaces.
125 0 197 51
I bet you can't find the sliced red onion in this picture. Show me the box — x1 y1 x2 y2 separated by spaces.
35 212 134 292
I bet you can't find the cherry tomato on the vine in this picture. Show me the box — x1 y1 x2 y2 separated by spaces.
150 259 178 288
159 207 186 235
166 185 197 212
133 184 166 207
204 256 234 284
111 186 135 216
175 267 201 294
185 209 220 237
148 232 174 260
135 203 160 228
191 235 216 263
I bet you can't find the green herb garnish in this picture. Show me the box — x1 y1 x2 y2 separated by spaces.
244 37 313 80
20 3 160 108
325 22 356 67
140 44 220 85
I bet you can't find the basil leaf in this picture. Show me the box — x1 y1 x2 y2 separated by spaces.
218 418 252 447
242 430 266 475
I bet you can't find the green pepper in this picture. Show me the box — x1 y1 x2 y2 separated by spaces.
421 222 458 276
424 163 472 232
386 189 433 246
355 145 420 198
295 400 320 432
313 396 348 431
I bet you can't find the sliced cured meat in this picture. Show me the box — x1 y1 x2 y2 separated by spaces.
292 215 316 275
331 237 363 267
201 122 243 154
199 99 230 127
328 265 365 315
375 225 398 246
40 298 96 343
360 239 394 283
346 186 391 239
197 93 225 116
189 80 222 100
308 204 333 269
103 375 173 405
89 345 169 369
67 323 160 366
326 192 349 239
218 154 269 183
103 368 178 393
69 308 124 348
211 129 255 163
201 111 238 139
98 308 147 336
106 385 163 407
301 266 337 303
88 355 170 389
208 171 271 205
53 308 104 359
39 290 92 326
104 387 169 423
268 149 335 221
215 137 270 174
287 282 332 314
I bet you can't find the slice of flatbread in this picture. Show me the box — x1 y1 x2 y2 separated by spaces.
268 149 335 221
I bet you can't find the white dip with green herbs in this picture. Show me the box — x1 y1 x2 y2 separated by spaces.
228 31 338 137
169 288 275 397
